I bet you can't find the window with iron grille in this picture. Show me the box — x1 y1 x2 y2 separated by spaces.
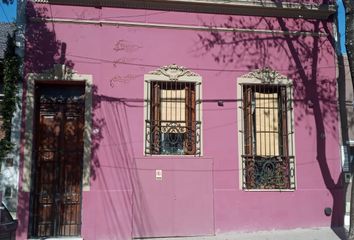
144 64 202 156
238 70 295 190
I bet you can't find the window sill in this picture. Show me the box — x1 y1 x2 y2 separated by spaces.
29 238 83 240
144 154 203 158
243 188 296 192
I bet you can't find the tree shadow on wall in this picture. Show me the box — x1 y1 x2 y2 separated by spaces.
18 2 151 238
24 2 73 73
196 13 346 238
90 94 155 239
16 1 105 238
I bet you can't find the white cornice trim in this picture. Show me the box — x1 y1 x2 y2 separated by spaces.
30 17 329 37
146 0 336 13
32 0 335 10
31 0 335 20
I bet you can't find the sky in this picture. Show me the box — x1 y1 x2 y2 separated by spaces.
337 0 346 54
0 1 17 23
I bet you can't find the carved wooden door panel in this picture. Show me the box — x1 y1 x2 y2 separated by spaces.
32 84 85 238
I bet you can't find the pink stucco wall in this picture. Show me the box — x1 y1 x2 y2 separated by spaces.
17 2 343 240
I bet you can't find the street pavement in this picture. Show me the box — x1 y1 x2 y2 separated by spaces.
135 227 348 240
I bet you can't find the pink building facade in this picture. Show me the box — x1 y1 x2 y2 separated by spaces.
14 1 344 239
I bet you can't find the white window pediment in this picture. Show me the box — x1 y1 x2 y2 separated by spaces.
239 67 290 85
145 64 201 82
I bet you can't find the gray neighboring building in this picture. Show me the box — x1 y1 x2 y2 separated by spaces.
0 22 15 59
0 22 17 240
0 22 16 102
0 22 15 147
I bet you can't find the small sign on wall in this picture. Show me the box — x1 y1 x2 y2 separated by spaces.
156 169 163 181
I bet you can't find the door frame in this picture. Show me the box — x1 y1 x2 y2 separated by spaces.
24 65 93 238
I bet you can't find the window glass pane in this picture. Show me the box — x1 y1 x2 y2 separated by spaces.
160 89 186 126
255 92 279 156
161 132 185 154
160 88 187 154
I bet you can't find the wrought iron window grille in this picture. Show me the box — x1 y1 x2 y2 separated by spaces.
145 80 201 156
241 83 295 190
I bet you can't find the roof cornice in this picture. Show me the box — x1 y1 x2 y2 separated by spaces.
32 0 336 20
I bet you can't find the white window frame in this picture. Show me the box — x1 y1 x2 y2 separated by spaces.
237 68 296 191
144 64 203 156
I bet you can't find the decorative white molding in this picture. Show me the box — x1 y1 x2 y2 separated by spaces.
148 64 200 81
26 64 77 81
30 18 328 38
32 0 335 20
23 64 93 192
42 64 77 80
239 67 289 84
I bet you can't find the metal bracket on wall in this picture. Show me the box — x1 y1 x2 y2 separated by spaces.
345 173 352 183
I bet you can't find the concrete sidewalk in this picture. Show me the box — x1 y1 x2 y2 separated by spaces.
136 227 348 240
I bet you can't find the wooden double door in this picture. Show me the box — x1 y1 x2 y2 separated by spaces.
31 83 85 238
